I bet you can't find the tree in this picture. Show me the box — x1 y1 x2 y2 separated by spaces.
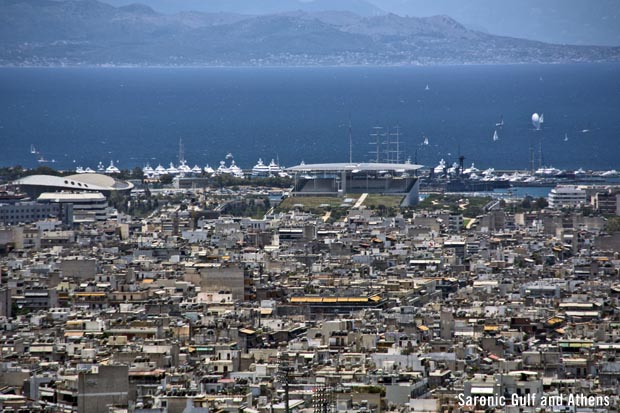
535 197 548 210
130 167 144 180
159 174 173 185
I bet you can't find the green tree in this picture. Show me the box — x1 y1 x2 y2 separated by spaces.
535 197 548 210
130 167 144 180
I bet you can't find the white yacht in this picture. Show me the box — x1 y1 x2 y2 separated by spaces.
143 164 155 177
204 164 215 175
433 159 446 174
105 160 120 174
268 159 284 176
216 161 231 175
191 165 202 175
178 160 192 175
535 166 563 176
463 163 479 175
229 161 244 178
155 164 166 176
447 161 460 175
166 163 179 175
252 158 270 176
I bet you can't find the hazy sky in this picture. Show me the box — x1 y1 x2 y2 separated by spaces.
99 0 620 46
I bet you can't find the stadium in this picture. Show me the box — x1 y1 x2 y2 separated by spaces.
286 162 422 206
13 174 134 199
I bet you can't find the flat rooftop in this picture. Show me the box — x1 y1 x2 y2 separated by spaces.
286 162 423 173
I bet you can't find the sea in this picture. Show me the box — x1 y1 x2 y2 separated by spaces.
0 63 619 172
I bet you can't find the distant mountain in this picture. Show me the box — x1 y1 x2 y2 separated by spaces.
368 0 620 47
99 0 385 16
1 0 619 66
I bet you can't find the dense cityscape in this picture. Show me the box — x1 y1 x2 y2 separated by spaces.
1 160 620 412
2 1 620 412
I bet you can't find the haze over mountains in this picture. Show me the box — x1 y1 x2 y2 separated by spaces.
1 0 619 66
100 0 620 46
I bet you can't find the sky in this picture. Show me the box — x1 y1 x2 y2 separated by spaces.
99 0 620 46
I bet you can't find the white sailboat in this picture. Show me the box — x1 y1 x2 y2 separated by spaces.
423 136 429 146
492 130 499 142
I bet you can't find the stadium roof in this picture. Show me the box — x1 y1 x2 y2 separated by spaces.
38 192 106 202
286 162 423 173
13 174 133 192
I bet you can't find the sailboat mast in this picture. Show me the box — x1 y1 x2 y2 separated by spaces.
178 138 185 164
348 120 353 164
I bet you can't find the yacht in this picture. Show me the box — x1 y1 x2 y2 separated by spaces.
191 165 202 175
166 163 179 175
204 164 215 175
178 160 192 175
463 163 479 175
143 164 155 177
105 160 120 174
229 161 244 178
433 159 446 175
252 158 270 176
268 159 284 176
155 164 166 176
601 169 619 177
216 161 231 175
535 166 563 176
447 162 460 175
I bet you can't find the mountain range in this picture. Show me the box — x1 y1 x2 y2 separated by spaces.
1 0 619 66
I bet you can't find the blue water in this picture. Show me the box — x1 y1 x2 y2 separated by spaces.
0 64 619 171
